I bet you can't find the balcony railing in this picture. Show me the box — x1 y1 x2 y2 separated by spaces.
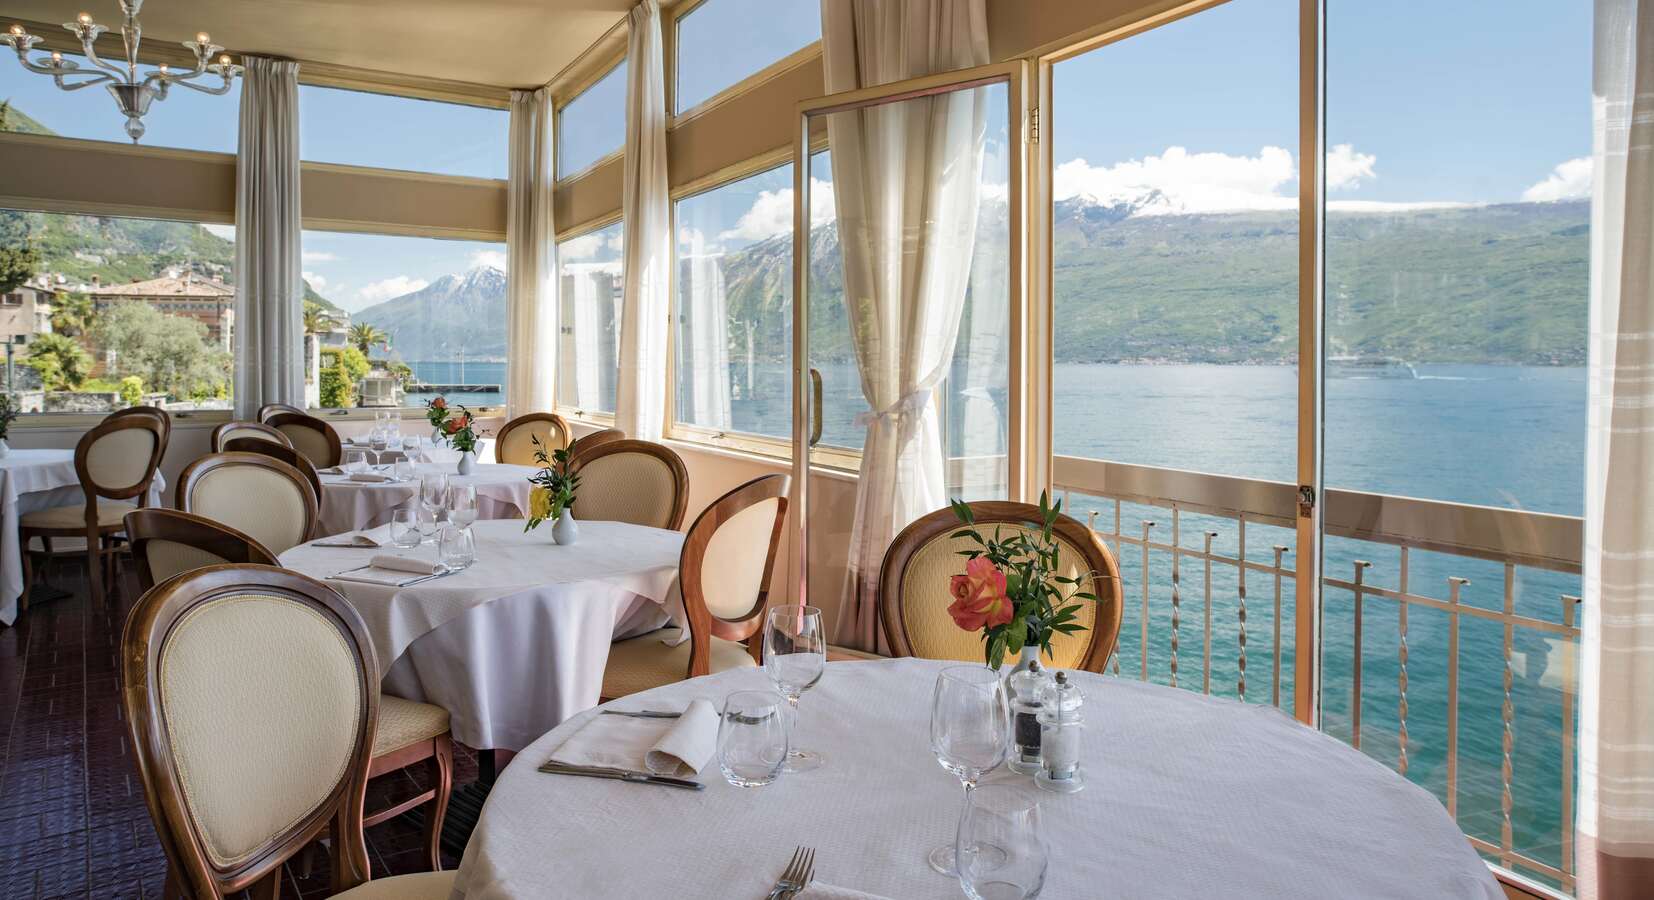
1051 455 1582 894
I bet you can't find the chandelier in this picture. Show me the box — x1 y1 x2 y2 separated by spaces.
1 0 240 143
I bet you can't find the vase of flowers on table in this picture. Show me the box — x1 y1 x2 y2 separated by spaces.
0 394 18 458
441 405 482 475
946 491 1099 671
425 396 450 446
524 435 581 545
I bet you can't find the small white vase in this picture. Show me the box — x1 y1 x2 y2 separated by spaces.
552 509 579 546
432 427 447 446
0 438 11 458
456 450 477 475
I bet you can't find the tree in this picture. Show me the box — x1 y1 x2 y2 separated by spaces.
322 345 370 383
318 357 352 408
50 292 95 338
348 322 388 354
0 209 39 294
24 333 92 390
118 375 143 407
302 303 328 335
88 302 229 401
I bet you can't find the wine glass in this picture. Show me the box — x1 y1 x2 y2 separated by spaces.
928 665 1010 875
956 783 1048 900
419 473 449 544
368 424 388 469
401 435 424 465
389 505 421 549
763 605 827 773
383 418 402 456
449 484 478 528
716 690 789 788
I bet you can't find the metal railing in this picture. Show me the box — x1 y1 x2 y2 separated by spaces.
1052 455 1582 893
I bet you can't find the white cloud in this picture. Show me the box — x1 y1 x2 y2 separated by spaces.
357 276 428 304
1325 143 1376 191
560 228 623 261
301 250 338 263
719 179 837 243
1522 156 1591 202
470 249 508 270
302 271 328 290
1053 145 1299 214
202 223 235 240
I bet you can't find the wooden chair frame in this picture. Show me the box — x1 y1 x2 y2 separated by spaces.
568 439 691 531
264 412 344 469
121 565 378 898
210 421 292 454
124 509 280 592
220 438 325 517
567 427 625 458
256 402 306 423
176 452 320 554
109 405 173 453
494 412 572 464
20 412 166 610
680 474 791 677
877 501 1125 673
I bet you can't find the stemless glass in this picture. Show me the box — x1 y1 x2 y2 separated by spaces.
392 458 416 483
763 605 827 773
342 448 369 474
928 665 1011 875
717 690 789 788
401 435 424 464
449 484 479 528
389 505 421 549
439 525 476 569
956 783 1048 900
419 473 449 543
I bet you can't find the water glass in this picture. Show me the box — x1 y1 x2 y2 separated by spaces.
928 665 1010 874
368 425 389 466
392 458 416 483
401 435 423 464
449 484 479 528
717 691 789 788
439 524 476 570
419 473 449 542
956 784 1048 900
763 605 827 773
389 505 421 549
342 448 369 474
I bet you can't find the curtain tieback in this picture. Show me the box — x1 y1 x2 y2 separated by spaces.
854 389 933 428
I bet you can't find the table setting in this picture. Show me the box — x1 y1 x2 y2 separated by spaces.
314 460 538 537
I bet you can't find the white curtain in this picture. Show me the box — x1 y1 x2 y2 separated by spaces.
561 268 606 410
1581 1 1654 895
615 0 671 440
233 56 303 419
506 88 558 419
822 0 990 650
679 234 732 428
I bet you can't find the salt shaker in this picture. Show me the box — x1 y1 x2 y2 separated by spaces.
1036 671 1084 793
1007 659 1052 775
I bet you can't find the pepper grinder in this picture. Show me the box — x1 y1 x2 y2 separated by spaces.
1036 670 1084 793
1007 659 1052 775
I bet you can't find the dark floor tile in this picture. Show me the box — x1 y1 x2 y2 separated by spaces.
0 829 88 900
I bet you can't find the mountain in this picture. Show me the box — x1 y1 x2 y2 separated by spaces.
24 209 236 286
355 266 508 361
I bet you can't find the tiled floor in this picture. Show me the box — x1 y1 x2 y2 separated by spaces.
0 564 477 899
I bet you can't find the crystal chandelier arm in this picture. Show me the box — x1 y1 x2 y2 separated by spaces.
164 72 235 95
10 48 117 88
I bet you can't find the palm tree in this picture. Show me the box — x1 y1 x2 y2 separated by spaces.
348 322 387 354
302 306 327 335
50 291 95 338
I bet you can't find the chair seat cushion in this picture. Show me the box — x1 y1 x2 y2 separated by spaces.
601 628 756 699
373 695 450 757
20 499 137 530
335 870 455 899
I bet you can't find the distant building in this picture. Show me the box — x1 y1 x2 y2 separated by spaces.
0 280 55 350
90 272 235 351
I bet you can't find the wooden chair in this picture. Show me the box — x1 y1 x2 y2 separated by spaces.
121 565 454 898
265 411 343 469
211 420 292 453
601 474 789 699
877 501 1124 673
19 412 166 609
257 402 306 422
494 412 571 465
568 439 690 530
124 509 279 591
177 453 318 556
221 437 325 514
109 405 173 454
568 426 625 458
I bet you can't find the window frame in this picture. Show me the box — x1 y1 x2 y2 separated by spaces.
666 0 823 127
555 57 628 184
295 82 511 182
551 212 625 427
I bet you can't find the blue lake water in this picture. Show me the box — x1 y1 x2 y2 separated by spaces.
403 361 507 409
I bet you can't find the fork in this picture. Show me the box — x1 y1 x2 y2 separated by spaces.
766 845 815 899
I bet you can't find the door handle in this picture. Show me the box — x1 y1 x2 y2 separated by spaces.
809 367 823 447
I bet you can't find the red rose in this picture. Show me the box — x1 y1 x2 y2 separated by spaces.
431 398 447 410
946 556 1012 632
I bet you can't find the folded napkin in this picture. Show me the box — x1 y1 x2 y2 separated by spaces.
549 699 718 776
311 531 385 548
367 554 445 574
328 554 446 587
318 466 345 475
348 472 390 483
795 887 890 900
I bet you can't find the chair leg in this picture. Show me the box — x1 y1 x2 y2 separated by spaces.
423 734 455 871
85 528 103 607
18 531 32 615
40 536 56 587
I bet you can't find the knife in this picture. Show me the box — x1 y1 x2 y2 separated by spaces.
600 709 682 718
537 762 705 791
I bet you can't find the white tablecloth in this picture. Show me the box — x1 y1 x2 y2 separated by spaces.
278 518 683 749
341 436 493 465
0 449 166 625
451 658 1503 900
316 462 537 537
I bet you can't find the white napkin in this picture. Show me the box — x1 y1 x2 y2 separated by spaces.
795 887 890 900
367 554 445 574
318 466 345 475
327 554 446 587
311 531 385 548
548 699 718 776
348 472 390 483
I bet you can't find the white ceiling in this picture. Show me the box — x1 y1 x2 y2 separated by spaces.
0 0 632 88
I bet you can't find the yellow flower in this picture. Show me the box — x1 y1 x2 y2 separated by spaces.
529 486 553 522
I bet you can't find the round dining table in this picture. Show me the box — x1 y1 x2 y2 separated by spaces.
316 461 537 537
450 657 1503 899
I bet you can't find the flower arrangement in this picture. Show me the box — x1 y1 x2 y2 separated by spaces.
441 404 481 453
525 434 580 530
947 492 1099 669
0 394 19 440
424 396 450 437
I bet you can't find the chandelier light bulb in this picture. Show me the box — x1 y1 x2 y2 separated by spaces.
8 24 23 36
196 32 209 44
158 63 169 74
218 54 230 66
50 50 62 63
76 12 93 25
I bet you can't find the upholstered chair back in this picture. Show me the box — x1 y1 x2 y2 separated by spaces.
124 509 280 592
107 405 172 455
265 412 343 469
568 427 625 458
256 402 306 423
878 502 1122 673
495 413 571 465
77 412 166 500
672 474 790 676
212 421 292 453
178 453 318 555
121 566 377 897
221 438 324 508
569 439 689 530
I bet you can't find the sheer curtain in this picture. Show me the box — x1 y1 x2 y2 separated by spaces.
506 88 558 419
679 235 732 428
1580 1 1654 896
616 0 671 440
233 56 303 419
821 0 990 650
560 268 607 410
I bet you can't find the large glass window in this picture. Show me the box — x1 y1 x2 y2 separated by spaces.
0 49 238 151
674 0 819 114
558 63 626 179
672 165 793 442
556 221 623 415
299 86 508 180
0 208 234 413
300 231 507 411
